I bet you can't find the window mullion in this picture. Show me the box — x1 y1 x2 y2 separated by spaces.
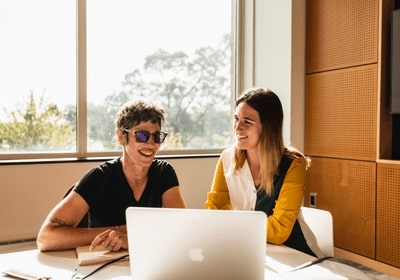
77 0 88 158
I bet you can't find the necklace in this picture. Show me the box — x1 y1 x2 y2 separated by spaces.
126 174 145 188
132 174 147 188
135 178 143 186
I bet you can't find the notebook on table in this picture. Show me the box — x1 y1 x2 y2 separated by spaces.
75 245 128 266
125 207 267 280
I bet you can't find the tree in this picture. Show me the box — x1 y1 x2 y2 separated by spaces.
0 35 233 152
95 34 232 149
0 91 74 151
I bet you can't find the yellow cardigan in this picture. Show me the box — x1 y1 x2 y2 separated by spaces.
205 151 307 245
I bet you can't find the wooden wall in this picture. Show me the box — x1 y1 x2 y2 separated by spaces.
304 0 400 270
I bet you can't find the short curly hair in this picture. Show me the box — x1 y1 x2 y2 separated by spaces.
114 100 165 132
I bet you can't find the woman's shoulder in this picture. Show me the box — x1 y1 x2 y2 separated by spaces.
80 158 122 180
151 158 176 170
284 148 311 169
221 146 235 158
219 147 236 167
75 158 123 191
97 157 121 171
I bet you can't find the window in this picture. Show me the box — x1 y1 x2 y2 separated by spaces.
0 0 76 158
0 0 235 160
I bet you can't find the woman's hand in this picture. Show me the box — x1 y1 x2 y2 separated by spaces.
90 228 128 251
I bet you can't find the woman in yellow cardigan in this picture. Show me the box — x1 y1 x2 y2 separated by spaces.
205 87 316 256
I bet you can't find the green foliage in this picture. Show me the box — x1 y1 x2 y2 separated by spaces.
0 35 232 152
99 35 232 149
0 91 74 151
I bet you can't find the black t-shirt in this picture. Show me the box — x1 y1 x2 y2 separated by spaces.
74 157 179 227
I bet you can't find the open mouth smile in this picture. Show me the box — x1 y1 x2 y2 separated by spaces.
237 134 248 140
139 149 154 157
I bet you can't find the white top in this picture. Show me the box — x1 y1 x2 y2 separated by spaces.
220 148 328 258
221 147 258 211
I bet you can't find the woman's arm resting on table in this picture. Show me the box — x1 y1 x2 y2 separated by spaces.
36 191 116 252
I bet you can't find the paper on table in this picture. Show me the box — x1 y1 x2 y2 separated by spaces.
265 255 300 273
75 245 128 266
2 268 51 280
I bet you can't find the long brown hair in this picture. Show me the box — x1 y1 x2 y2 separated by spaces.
231 88 310 196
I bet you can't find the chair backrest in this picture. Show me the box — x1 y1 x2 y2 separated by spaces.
298 206 334 257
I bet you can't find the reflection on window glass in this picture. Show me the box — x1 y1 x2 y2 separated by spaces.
86 0 233 152
0 0 76 154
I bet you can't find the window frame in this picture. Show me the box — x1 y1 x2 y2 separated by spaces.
0 1 306 162
0 0 240 162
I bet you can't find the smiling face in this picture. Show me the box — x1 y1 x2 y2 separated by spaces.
118 120 162 167
233 102 262 152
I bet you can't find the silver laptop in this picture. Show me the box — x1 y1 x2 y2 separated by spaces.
125 207 266 280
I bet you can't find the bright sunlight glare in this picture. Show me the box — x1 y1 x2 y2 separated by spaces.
0 0 231 113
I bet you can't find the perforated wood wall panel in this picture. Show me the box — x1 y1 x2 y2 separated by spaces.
306 0 378 73
305 64 377 160
377 163 400 267
304 157 376 258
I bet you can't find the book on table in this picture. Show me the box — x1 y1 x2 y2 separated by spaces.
75 245 128 266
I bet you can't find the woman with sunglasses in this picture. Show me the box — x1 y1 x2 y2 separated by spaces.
205 88 318 257
37 100 186 252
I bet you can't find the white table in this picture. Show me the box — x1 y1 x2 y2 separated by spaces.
0 244 398 280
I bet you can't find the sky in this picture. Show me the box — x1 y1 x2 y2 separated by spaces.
0 0 231 115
